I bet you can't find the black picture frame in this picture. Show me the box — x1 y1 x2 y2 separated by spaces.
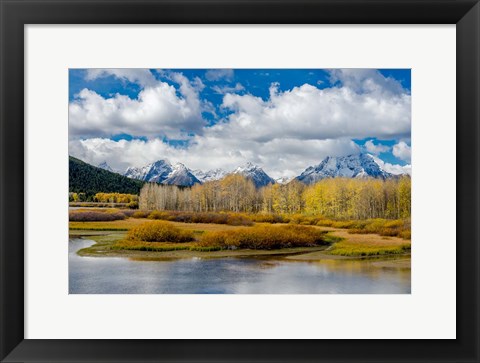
1 0 479 362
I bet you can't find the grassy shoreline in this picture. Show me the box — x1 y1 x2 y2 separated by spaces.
70 220 410 267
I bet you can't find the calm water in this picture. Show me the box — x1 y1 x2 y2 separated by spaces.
69 238 411 294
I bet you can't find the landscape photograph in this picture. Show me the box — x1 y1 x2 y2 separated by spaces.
69 68 411 294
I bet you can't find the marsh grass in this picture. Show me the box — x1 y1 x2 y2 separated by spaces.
112 240 193 252
197 224 329 250
329 242 411 256
345 219 411 239
127 221 195 243
69 210 126 222
132 210 150 218
69 227 129 231
145 210 254 226
69 208 138 222
111 224 329 253
69 219 146 230
111 240 224 252
69 209 411 257
69 202 130 208
73 208 410 240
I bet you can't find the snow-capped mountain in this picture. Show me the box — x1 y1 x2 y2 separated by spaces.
233 162 275 188
192 168 228 183
124 160 200 186
275 176 294 184
122 154 401 188
193 163 275 187
296 153 393 184
97 161 113 172
124 160 173 183
163 163 200 187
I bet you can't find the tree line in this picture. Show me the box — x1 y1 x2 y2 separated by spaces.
139 174 411 219
69 156 144 199
69 192 138 203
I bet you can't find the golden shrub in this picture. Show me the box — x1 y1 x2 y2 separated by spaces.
127 221 194 243
198 224 327 250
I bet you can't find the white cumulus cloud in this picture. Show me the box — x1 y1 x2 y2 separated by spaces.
69 72 206 140
219 80 410 142
393 141 412 162
69 69 411 178
364 140 390 155
85 69 158 88
205 69 234 82
371 155 411 176
212 83 245 94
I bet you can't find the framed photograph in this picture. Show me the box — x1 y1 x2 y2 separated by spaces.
1 0 478 362
68 67 412 295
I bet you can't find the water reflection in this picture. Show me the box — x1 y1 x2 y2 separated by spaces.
69 239 411 294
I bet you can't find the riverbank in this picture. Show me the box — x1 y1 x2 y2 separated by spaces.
70 220 410 268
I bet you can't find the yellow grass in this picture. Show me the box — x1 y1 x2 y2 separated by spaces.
69 218 249 232
70 215 411 257
127 221 194 242
327 229 411 256
197 224 328 250
69 218 146 230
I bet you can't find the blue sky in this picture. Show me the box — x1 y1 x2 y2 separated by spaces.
69 69 411 178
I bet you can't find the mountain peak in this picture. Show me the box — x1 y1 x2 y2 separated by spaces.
97 161 113 172
192 168 228 183
152 159 171 167
124 159 173 183
296 153 393 184
275 176 294 184
124 159 200 186
163 163 200 186
172 162 187 170
233 162 275 187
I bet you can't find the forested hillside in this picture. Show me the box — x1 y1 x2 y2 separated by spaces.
69 156 144 197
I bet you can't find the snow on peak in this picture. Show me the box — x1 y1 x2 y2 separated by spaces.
275 176 294 184
97 161 113 172
233 162 275 187
296 153 394 184
124 159 200 186
172 162 188 171
163 163 200 186
192 168 228 183
122 153 408 189
124 159 173 183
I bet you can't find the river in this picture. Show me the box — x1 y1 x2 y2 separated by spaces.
69 238 411 294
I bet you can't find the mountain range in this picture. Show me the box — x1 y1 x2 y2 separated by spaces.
87 153 409 188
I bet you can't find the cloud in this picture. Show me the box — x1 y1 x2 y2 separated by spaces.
69 69 411 178
392 141 411 162
329 69 407 96
69 137 359 179
371 155 411 176
364 140 390 155
69 75 206 140
212 83 245 94
219 78 410 142
205 69 234 82
85 69 158 88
